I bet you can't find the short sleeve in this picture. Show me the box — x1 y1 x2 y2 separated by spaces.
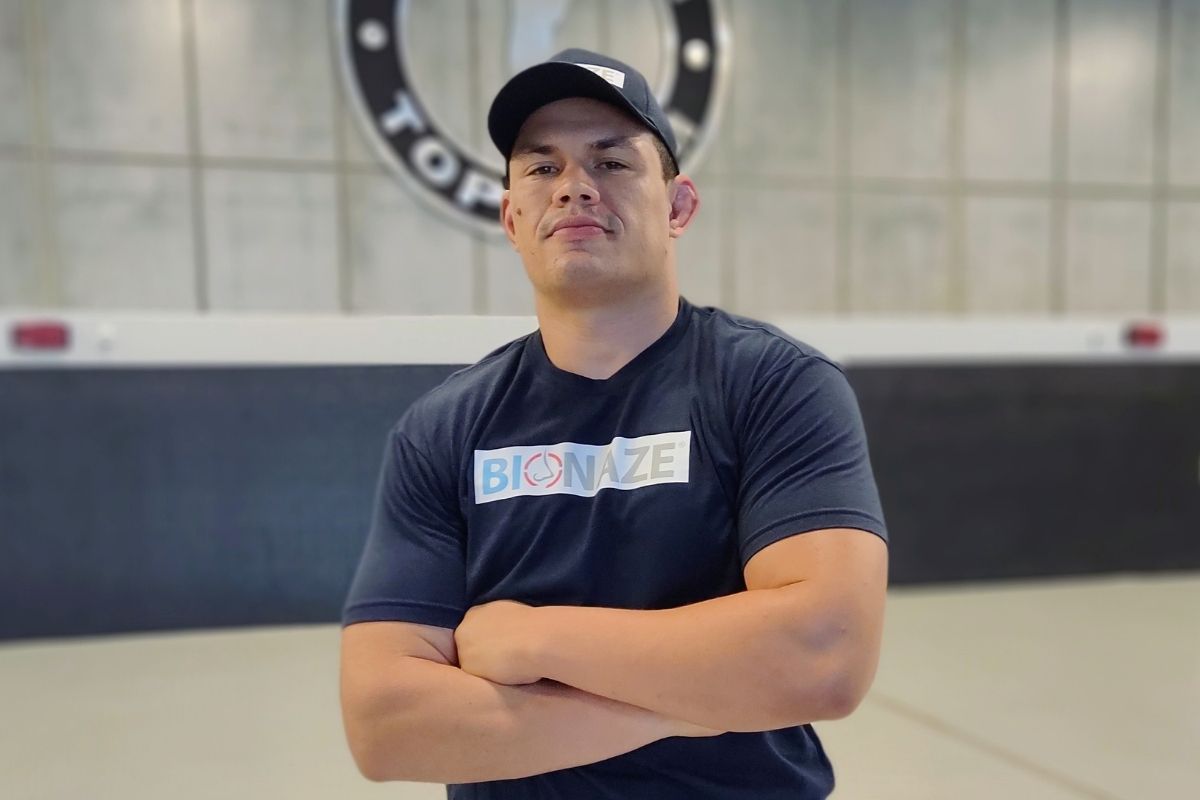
736 355 888 568
341 424 467 629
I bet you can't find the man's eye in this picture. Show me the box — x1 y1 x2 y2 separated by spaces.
529 165 557 176
600 161 627 170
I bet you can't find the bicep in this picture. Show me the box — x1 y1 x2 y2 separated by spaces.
743 529 887 718
744 528 888 648
339 621 460 778
340 621 458 718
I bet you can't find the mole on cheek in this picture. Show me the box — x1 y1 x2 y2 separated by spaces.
515 208 523 216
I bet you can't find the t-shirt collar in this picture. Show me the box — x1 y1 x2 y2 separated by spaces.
528 296 693 391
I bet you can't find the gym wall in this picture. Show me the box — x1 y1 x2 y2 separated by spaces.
2 0 1200 316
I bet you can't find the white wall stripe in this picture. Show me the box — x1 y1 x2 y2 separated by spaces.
2 311 1199 367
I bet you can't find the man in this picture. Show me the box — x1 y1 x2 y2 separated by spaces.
339 49 888 798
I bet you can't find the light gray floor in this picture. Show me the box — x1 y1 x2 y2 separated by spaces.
2 573 1196 799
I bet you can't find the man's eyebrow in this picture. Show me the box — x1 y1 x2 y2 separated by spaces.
590 135 636 151
511 143 558 159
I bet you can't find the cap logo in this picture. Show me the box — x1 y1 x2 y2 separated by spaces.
337 0 727 235
575 63 626 89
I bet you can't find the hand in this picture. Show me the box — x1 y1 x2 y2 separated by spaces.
455 599 545 686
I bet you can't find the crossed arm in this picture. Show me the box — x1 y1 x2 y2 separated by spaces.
340 527 887 783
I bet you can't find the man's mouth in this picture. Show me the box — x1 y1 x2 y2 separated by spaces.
549 216 609 239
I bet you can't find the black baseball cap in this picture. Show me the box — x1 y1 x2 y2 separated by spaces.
487 48 679 175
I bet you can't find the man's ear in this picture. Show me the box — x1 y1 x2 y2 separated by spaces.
500 191 518 250
667 176 700 238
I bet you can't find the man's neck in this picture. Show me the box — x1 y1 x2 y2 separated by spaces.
536 290 680 380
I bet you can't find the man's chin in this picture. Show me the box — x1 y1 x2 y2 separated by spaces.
550 251 607 272
538 265 645 306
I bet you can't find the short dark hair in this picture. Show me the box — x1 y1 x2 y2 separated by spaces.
502 135 679 190
652 136 680 182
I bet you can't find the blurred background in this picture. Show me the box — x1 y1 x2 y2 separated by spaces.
1 1 1198 799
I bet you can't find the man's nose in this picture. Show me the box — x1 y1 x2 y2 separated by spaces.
553 164 598 206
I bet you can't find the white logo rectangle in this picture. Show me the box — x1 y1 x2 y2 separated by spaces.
575 63 626 89
473 431 690 504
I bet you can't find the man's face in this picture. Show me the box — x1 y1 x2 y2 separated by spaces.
500 97 695 306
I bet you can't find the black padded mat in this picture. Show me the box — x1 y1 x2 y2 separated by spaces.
2 362 1197 640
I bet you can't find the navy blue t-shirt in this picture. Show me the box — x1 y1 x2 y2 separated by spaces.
343 298 888 799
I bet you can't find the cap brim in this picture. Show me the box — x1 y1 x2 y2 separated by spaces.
487 62 648 161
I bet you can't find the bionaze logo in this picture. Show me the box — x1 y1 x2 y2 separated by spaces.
474 431 691 504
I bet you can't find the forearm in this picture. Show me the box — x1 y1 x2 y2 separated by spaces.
535 582 870 732
347 655 698 784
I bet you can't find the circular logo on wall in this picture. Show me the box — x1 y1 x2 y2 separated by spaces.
336 0 729 234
